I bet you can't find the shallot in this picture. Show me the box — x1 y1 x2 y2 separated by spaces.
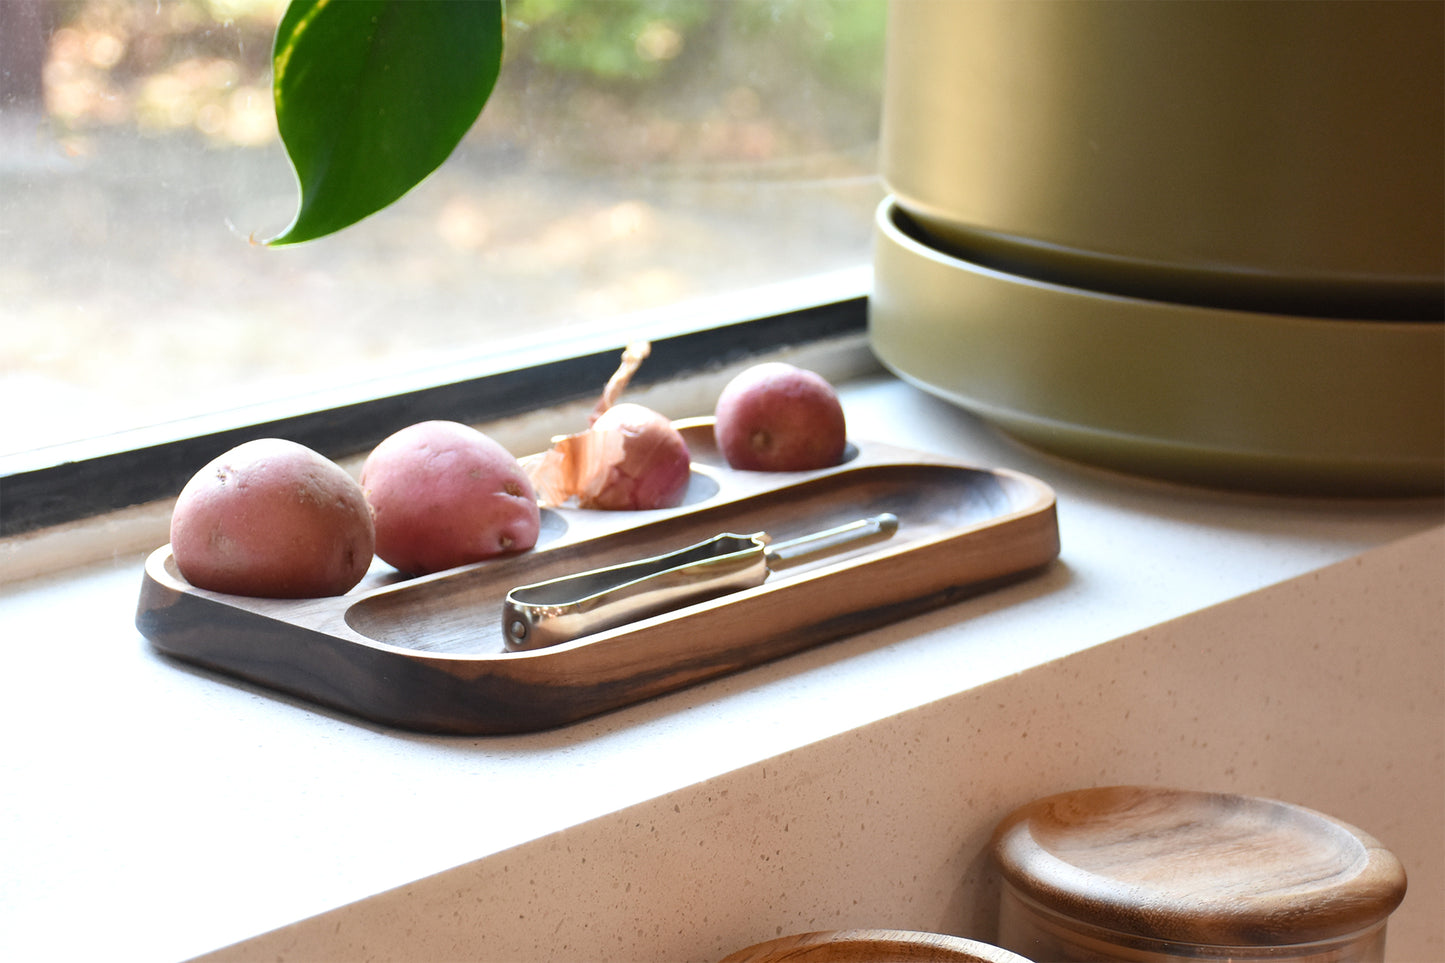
526 342 692 510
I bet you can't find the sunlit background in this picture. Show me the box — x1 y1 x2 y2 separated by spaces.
0 0 886 455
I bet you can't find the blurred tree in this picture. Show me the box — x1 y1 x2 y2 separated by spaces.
507 0 716 83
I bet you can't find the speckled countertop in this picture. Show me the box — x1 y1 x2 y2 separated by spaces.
2 371 1440 962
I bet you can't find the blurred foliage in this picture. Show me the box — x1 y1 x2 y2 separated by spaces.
40 0 886 92
506 0 885 92
728 0 887 95
38 0 281 141
507 0 715 81
32 0 884 156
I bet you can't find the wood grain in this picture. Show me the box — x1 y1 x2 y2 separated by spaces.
717 929 1034 963
136 421 1059 734
991 786 1407 948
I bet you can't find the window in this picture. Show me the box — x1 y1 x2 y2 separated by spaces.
0 0 884 535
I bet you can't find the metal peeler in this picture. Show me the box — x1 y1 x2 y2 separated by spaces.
503 513 899 650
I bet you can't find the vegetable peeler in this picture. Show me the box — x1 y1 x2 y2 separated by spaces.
503 513 899 650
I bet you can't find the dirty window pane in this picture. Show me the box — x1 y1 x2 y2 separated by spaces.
0 0 884 456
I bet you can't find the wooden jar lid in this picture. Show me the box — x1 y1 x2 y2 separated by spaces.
991 786 1407 947
718 929 1033 963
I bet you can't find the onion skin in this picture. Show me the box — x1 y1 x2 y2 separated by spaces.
170 439 375 598
522 343 692 511
580 403 692 510
527 403 692 511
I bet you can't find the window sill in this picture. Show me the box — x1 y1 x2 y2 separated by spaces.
1 369 1440 962
0 317 879 585
0 266 873 542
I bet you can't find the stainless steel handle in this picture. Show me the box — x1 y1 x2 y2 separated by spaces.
503 513 898 651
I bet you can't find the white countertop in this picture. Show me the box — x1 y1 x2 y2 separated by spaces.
2 371 1441 962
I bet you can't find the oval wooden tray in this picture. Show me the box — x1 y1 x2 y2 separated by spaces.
135 421 1059 734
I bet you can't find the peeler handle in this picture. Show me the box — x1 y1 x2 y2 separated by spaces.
765 513 898 569
502 513 900 651
503 533 768 651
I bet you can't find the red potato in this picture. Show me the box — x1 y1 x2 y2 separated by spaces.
361 420 540 576
714 362 847 471
169 438 375 598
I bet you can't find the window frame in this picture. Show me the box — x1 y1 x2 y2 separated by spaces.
0 285 868 538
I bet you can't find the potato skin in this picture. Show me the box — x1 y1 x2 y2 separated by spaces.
170 439 376 598
714 362 847 471
361 420 541 576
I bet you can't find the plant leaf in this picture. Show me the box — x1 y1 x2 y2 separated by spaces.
268 0 504 246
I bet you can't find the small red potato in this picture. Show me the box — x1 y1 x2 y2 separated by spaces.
361 420 540 576
714 362 847 471
170 438 375 598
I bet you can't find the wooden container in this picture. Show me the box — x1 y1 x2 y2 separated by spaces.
990 787 1407 962
719 929 1033 963
136 421 1059 734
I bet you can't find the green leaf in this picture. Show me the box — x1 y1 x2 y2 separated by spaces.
268 0 504 246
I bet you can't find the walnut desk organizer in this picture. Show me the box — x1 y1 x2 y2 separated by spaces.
136 420 1060 734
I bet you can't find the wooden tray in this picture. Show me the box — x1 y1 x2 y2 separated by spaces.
136 420 1059 734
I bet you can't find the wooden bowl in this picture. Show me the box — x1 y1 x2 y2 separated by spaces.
719 929 1033 963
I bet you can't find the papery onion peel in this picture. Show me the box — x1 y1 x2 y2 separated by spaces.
524 342 692 510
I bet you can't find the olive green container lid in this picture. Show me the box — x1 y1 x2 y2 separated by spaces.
990 786 1407 948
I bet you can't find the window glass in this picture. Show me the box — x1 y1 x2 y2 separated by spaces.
0 0 885 457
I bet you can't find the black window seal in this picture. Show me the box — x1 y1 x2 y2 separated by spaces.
0 291 868 538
